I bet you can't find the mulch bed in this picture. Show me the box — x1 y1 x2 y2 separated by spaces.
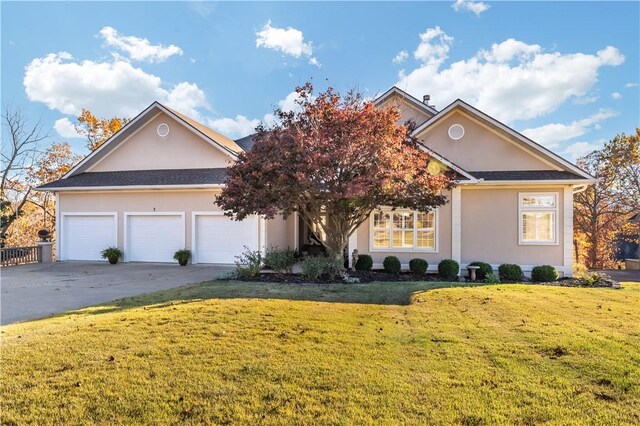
525 277 621 289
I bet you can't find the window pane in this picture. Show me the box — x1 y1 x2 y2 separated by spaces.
522 194 556 208
373 212 390 229
393 212 413 229
416 212 434 229
373 230 390 248
392 230 414 248
522 212 554 241
417 230 435 249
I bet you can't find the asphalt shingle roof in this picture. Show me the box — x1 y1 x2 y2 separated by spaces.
468 170 584 181
38 168 228 189
234 134 257 152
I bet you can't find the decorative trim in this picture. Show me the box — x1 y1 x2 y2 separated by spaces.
451 187 462 263
517 192 560 246
123 211 185 263
563 187 574 277
59 212 118 261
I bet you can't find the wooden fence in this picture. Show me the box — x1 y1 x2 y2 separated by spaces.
0 246 41 267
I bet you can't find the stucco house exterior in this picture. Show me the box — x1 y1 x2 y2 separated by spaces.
38 87 595 276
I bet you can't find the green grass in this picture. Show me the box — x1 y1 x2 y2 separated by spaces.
2 280 640 425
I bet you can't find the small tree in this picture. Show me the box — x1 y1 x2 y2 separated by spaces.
217 83 454 264
75 109 129 151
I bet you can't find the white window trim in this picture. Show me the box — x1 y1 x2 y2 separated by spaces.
518 192 559 246
123 212 186 262
369 208 439 253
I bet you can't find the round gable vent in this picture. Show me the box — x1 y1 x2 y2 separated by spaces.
448 124 465 140
157 123 170 137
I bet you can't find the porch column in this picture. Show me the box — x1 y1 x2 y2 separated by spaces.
451 187 462 270
563 186 574 277
348 228 358 268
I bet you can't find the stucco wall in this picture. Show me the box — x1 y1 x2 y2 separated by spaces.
378 93 433 127
460 186 565 267
419 111 555 171
89 112 232 172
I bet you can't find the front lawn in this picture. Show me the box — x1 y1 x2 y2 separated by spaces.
2 281 639 424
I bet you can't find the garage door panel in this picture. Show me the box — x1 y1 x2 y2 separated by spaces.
63 215 116 261
127 215 183 263
195 215 258 264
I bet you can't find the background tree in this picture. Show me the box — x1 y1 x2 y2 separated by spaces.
27 142 82 229
75 109 129 151
217 83 454 264
1 107 47 246
574 129 639 268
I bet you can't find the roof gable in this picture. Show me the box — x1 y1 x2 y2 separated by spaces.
412 99 595 181
374 87 437 127
64 102 242 178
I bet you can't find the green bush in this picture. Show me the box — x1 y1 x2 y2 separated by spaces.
531 265 559 282
438 259 460 280
264 247 297 273
354 254 373 271
583 271 606 286
234 246 263 278
484 273 501 284
383 256 401 274
468 261 492 280
300 256 327 280
409 258 428 275
498 264 523 282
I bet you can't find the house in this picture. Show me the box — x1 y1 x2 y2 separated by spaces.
38 87 595 276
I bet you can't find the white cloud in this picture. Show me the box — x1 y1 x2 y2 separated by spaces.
165 82 209 121
98 27 183 63
625 82 638 88
207 115 260 138
256 20 320 67
397 27 625 123
452 0 490 16
53 117 82 139
562 140 605 161
24 52 208 118
573 96 598 105
521 109 618 148
207 90 304 138
611 91 622 100
393 50 408 64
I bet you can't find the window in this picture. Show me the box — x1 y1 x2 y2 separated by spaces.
519 193 558 244
371 209 437 251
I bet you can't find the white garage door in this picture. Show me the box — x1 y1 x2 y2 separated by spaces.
194 215 259 264
62 214 116 261
126 214 184 262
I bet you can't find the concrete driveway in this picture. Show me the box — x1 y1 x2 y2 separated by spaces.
1 262 232 324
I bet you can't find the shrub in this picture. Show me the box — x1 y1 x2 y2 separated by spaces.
468 261 492 280
300 256 327 280
354 254 373 271
583 271 606 286
101 247 123 260
173 249 192 265
264 247 297 273
235 246 263 278
409 258 428 275
484 273 501 284
531 265 559 282
383 256 401 274
498 264 523 282
438 259 460 280
573 263 588 280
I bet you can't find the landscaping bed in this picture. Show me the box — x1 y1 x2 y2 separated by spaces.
235 269 445 284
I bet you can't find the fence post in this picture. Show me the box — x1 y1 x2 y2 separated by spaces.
37 242 53 264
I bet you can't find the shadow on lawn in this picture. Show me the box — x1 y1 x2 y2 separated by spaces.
62 280 492 318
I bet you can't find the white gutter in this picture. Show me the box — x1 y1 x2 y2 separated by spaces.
37 184 226 192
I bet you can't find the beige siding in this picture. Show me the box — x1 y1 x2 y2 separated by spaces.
419 111 555 171
461 186 565 267
58 190 292 255
89 112 232 172
378 93 433 127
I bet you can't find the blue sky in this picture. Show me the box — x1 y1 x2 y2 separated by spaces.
2 1 639 160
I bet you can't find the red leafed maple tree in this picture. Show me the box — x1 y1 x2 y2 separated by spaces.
216 83 455 262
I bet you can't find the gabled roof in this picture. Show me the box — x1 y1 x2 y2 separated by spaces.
63 102 242 178
410 99 596 182
374 86 438 116
416 143 477 183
